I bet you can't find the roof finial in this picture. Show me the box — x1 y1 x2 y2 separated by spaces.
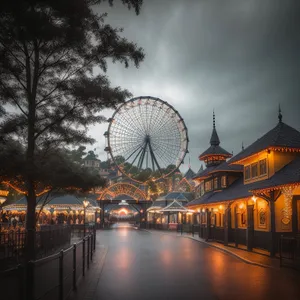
242 142 244 151
213 109 216 129
278 104 282 123
188 156 191 169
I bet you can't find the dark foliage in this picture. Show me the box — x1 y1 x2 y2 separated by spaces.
0 0 145 259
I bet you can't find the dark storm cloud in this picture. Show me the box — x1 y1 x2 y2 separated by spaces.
90 0 300 172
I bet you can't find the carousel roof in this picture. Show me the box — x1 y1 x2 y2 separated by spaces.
186 177 251 207
230 117 300 164
159 200 194 213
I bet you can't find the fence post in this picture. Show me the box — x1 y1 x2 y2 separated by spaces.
87 235 90 269
90 234 93 261
93 228 96 251
26 261 35 300
59 250 64 300
73 244 77 290
82 238 85 277
18 264 24 300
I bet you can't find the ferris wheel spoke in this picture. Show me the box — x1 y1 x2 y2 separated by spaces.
123 110 146 137
137 141 148 171
148 140 162 175
113 118 144 138
125 145 145 173
124 142 144 162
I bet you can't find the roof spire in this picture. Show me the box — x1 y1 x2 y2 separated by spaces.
242 141 244 151
278 104 282 123
210 110 220 146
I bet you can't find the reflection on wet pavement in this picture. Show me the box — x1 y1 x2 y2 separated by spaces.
95 228 300 300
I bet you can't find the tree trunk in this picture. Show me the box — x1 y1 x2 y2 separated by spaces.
25 94 37 261
25 183 36 261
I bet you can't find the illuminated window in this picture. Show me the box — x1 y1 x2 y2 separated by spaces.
205 180 212 191
214 177 219 189
259 159 267 175
245 166 250 180
200 182 204 196
221 176 226 188
251 163 258 178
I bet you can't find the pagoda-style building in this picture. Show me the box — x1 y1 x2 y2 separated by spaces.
187 108 300 257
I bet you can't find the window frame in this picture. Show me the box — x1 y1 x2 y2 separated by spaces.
259 158 267 176
221 176 227 188
244 165 251 180
251 162 258 178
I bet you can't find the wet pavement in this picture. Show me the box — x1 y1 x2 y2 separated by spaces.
76 226 300 300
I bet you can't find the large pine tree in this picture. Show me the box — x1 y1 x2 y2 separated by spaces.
0 0 145 260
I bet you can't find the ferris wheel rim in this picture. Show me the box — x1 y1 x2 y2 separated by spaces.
106 96 189 183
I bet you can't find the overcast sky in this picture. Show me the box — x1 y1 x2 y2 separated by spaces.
89 0 300 173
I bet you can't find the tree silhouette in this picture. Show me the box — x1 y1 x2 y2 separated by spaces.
0 0 144 260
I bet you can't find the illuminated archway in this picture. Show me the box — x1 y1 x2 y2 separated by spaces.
98 183 147 201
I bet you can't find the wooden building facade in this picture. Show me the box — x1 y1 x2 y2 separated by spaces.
186 110 300 256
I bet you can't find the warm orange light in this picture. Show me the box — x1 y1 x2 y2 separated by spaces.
251 195 257 203
219 205 223 210
239 203 244 210
118 208 128 215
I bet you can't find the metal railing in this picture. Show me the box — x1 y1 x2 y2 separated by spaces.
279 235 300 270
0 231 96 300
0 226 72 266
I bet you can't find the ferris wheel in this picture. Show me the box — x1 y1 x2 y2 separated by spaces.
104 96 189 183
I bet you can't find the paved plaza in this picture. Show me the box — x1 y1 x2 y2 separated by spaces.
71 226 300 300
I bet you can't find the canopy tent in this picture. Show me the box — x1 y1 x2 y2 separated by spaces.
159 200 194 213
3 194 99 212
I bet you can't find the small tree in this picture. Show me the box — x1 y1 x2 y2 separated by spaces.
0 0 145 260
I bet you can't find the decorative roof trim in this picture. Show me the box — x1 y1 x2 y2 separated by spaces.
199 153 232 160
230 146 300 165
250 182 300 194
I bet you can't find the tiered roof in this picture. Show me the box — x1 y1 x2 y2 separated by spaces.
230 111 300 164
199 111 232 161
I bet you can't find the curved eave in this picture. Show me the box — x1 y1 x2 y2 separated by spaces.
208 169 242 175
250 181 300 194
193 174 211 180
230 147 300 165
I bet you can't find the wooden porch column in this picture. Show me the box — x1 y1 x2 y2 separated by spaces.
205 209 211 241
234 206 238 248
269 199 276 257
247 205 254 251
167 212 170 224
224 206 231 246
292 196 298 233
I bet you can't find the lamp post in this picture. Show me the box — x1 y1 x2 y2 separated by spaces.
83 199 89 236
0 197 7 232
